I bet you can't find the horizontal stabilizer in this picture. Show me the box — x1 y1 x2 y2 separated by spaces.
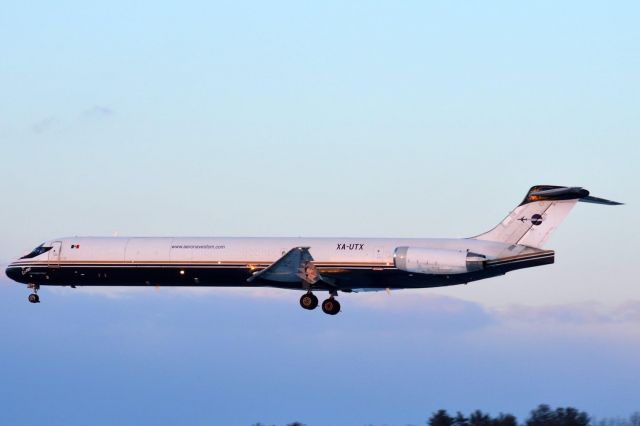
530 186 589 198
524 185 623 206
579 195 624 205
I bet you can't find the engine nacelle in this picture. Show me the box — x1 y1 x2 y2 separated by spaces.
393 247 485 275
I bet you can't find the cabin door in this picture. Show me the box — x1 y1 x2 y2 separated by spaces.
48 241 62 267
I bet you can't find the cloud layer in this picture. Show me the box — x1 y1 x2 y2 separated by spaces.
1 275 638 426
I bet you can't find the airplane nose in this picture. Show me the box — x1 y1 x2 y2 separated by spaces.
5 265 27 283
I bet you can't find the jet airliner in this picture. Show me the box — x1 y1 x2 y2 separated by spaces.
5 185 622 314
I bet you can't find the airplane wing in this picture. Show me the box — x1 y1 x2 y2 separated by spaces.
247 247 329 286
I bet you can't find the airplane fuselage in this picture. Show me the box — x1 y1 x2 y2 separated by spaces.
5 236 551 291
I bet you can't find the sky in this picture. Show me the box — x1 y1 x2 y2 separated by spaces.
0 1 639 425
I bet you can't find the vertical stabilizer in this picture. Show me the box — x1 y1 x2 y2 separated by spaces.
473 185 622 248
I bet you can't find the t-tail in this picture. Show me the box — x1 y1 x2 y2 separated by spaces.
473 185 623 248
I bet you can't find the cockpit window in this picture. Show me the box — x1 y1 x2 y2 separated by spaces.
20 244 52 259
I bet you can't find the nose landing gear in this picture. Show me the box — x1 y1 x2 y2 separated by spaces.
27 284 40 304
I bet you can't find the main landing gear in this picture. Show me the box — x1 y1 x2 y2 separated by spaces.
27 284 40 304
299 291 340 315
321 297 340 315
299 292 318 310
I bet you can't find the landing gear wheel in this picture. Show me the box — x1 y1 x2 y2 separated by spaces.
300 292 318 310
28 293 40 304
321 298 340 315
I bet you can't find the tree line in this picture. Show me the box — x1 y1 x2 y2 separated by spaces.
253 404 640 426
428 405 639 426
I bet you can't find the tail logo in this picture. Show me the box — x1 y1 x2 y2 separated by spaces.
517 214 544 225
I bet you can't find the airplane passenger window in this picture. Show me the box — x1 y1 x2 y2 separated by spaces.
20 244 52 259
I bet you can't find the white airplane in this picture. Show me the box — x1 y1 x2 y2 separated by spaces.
5 185 621 314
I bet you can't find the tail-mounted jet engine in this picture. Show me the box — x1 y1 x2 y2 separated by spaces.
393 247 486 275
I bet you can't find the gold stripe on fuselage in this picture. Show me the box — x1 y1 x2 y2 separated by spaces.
10 260 393 268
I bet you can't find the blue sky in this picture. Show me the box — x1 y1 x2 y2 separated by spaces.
0 1 638 425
